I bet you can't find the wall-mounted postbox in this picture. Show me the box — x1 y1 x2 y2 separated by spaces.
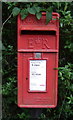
17 12 59 108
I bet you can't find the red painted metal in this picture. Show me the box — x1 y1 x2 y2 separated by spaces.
17 12 59 108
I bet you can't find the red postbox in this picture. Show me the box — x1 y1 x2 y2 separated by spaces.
17 12 59 108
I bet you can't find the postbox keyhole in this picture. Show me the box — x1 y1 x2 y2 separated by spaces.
26 77 28 80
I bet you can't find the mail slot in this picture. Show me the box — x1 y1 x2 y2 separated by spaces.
18 12 59 108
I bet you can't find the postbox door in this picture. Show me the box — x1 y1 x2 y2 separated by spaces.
18 51 58 108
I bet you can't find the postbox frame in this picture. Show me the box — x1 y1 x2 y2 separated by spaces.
17 12 59 108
